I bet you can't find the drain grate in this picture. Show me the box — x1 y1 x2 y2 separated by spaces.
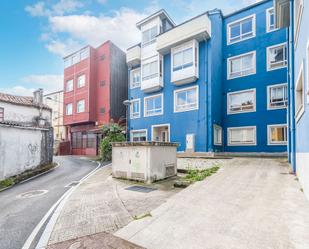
125 185 156 193
65 181 80 188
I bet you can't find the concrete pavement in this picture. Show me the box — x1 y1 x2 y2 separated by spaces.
116 158 309 249
0 156 98 249
46 165 180 248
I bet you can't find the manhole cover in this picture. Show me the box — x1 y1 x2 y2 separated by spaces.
18 190 48 198
125 186 156 193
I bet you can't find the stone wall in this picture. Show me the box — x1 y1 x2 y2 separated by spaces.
0 124 53 180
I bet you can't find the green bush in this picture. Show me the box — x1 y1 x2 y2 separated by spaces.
100 122 125 161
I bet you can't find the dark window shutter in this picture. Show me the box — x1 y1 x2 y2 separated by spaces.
100 80 105 86
100 54 105 61
100 107 105 114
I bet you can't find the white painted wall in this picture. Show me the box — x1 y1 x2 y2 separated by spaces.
0 101 51 124
296 153 309 201
112 144 177 183
0 125 47 180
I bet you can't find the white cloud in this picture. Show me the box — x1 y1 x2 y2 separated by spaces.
45 38 82 57
48 8 146 51
25 2 49 17
0 86 36 96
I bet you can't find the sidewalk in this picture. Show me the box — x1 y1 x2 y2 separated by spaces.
46 164 180 248
115 158 309 249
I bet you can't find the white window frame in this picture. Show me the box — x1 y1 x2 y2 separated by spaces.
142 25 158 47
294 0 304 46
266 7 278 33
227 126 257 146
171 41 194 72
151 123 171 142
227 51 256 79
295 62 305 122
130 129 148 142
76 99 85 113
214 125 222 146
142 59 158 81
267 83 288 110
130 68 141 89
66 103 73 115
0 107 4 121
66 79 73 92
227 88 256 115
130 99 141 119
144 93 163 117
174 85 199 113
77 74 85 88
266 43 287 71
267 124 288 145
227 14 256 45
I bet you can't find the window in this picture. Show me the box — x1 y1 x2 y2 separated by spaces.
295 63 305 122
100 54 105 61
268 124 287 145
228 126 256 146
214 125 222 145
100 80 105 86
294 0 304 44
131 130 147 142
227 51 256 79
77 74 85 88
64 47 89 68
144 94 163 117
66 103 73 115
142 26 157 46
266 8 277 32
227 89 256 114
267 84 288 109
130 99 140 119
66 79 73 92
76 99 85 113
142 60 158 81
174 86 199 112
100 108 105 114
227 15 255 44
0 107 4 121
173 46 193 71
267 43 287 71
80 47 89 61
130 68 141 88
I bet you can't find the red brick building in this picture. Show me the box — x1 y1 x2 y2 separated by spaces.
63 41 127 156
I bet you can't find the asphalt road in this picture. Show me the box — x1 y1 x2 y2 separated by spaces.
0 156 98 249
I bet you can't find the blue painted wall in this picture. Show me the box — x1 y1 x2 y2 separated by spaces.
222 0 288 152
128 0 288 153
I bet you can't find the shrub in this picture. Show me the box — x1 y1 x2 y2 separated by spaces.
100 122 125 161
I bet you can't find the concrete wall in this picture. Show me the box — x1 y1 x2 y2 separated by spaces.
0 124 53 180
0 101 51 124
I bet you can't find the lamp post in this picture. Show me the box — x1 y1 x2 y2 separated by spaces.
123 100 131 141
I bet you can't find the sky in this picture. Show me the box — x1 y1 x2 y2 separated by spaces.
0 0 261 96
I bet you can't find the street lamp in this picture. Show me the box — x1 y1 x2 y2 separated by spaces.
123 100 131 141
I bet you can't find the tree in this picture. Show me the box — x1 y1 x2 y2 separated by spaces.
100 122 125 161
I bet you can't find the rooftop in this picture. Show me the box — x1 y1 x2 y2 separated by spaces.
0 92 51 110
136 9 175 30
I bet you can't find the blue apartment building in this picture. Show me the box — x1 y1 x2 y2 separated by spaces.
276 0 309 200
126 0 288 154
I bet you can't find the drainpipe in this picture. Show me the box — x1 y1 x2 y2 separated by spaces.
205 38 210 152
289 0 296 172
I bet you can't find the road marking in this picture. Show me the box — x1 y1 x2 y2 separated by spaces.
17 190 49 199
21 161 104 249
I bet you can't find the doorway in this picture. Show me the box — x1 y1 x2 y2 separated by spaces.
152 124 170 142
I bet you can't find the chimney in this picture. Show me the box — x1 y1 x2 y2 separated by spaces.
33 88 43 106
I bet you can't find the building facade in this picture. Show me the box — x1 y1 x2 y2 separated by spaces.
0 90 53 180
44 90 65 142
63 40 127 156
126 1 288 154
276 0 309 200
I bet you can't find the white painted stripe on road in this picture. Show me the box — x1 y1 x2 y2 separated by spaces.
21 161 104 249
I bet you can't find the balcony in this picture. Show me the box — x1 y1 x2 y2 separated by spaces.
156 13 211 54
126 44 141 67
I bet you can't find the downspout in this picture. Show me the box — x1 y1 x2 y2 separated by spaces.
289 0 296 172
205 40 210 152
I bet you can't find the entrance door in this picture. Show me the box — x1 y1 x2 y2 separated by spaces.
161 130 169 142
152 125 170 142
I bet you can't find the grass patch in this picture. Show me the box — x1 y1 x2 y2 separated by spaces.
185 166 220 182
133 212 152 220
0 163 57 191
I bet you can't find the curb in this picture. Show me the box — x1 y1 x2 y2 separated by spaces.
22 161 106 249
0 162 60 193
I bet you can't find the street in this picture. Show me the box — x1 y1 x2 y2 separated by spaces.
0 156 98 249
